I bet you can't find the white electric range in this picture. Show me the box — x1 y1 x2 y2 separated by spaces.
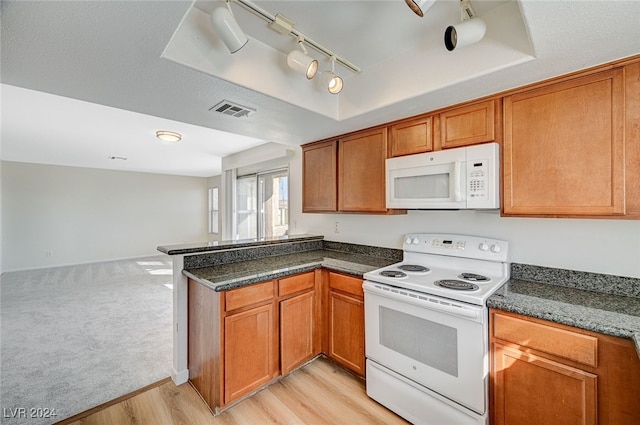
363 233 510 425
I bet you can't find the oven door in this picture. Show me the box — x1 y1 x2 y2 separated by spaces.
363 281 488 415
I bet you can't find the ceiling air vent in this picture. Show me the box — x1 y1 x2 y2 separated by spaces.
210 100 256 118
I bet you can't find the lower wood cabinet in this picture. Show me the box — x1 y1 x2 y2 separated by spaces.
326 271 365 377
490 309 640 425
188 271 319 411
224 302 276 403
279 271 317 375
493 342 597 425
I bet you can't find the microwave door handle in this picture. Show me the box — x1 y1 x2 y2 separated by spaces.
453 161 462 202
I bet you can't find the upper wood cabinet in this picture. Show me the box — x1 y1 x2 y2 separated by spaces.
302 129 391 214
302 140 338 212
338 127 389 212
439 99 499 149
389 115 434 157
502 69 626 217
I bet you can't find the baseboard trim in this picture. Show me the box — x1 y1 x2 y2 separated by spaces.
172 368 189 385
53 377 172 425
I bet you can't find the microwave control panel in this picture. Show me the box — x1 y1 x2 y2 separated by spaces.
467 159 489 199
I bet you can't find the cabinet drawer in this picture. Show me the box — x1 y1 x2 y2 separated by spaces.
493 312 598 367
328 273 363 298
278 272 315 298
225 280 275 312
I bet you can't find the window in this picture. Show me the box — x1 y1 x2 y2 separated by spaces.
235 169 288 240
208 187 219 234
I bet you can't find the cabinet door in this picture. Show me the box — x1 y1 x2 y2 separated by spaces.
328 291 365 376
440 99 497 149
224 303 276 404
493 343 597 425
389 115 434 157
302 140 338 212
503 69 625 216
338 128 388 212
280 291 315 375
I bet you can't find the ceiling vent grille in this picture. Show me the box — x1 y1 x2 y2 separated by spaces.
210 100 256 118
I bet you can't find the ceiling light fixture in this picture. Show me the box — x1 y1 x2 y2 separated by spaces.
444 0 486 51
320 56 343 94
210 0 248 54
405 0 436 17
287 36 318 79
156 130 182 142
232 0 360 74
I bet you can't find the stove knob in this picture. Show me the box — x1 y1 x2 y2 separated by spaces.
479 242 489 251
405 236 413 245
412 237 420 244
490 244 502 253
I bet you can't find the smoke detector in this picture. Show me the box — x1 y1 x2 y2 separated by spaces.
210 100 256 118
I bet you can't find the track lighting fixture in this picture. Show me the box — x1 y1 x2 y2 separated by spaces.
287 37 318 79
444 0 486 51
405 0 436 17
320 57 343 94
210 0 248 54
231 0 360 74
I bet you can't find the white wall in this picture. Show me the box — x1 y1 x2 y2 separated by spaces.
286 149 640 279
1 161 209 271
0 159 3 273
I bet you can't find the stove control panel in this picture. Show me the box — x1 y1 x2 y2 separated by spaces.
431 239 466 250
402 233 509 262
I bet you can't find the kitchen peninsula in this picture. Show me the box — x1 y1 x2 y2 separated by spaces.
159 235 640 421
157 234 402 411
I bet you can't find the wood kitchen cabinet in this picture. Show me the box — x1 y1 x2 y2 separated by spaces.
223 280 277 404
439 99 500 149
490 309 640 425
502 68 626 217
389 115 435 157
326 271 366 377
303 127 397 214
188 271 320 411
278 271 318 375
338 127 389 212
302 140 338 212
224 301 276 403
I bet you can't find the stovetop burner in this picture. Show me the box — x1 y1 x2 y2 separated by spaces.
434 279 480 291
458 273 490 282
380 270 407 278
398 264 430 273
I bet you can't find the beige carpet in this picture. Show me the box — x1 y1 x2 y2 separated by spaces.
0 256 173 424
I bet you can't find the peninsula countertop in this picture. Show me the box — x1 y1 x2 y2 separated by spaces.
183 248 399 292
487 278 640 356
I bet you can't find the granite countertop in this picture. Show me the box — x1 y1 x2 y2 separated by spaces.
488 279 640 356
158 234 323 255
183 248 398 292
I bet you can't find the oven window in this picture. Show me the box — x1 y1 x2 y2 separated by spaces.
379 306 458 377
395 173 449 199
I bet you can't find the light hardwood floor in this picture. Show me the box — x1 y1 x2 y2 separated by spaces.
64 357 409 425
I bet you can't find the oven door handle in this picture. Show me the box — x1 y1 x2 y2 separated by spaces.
363 282 481 320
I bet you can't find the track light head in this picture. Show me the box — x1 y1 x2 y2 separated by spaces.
444 18 486 51
405 0 436 17
210 4 248 54
287 39 318 79
320 57 343 94
321 71 343 94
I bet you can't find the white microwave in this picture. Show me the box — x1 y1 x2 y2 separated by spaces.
386 142 500 209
